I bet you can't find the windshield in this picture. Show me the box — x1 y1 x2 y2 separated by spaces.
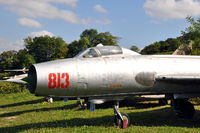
75 49 87 57
75 45 123 58
83 48 99 58
96 46 122 56
75 48 99 58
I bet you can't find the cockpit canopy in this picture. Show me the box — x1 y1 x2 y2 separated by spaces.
76 45 140 58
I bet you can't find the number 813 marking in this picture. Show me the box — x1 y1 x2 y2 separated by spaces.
48 73 69 88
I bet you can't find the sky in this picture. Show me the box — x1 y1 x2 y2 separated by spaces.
1 0 200 53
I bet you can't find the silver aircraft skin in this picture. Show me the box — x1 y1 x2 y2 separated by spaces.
5 44 200 128
30 46 200 98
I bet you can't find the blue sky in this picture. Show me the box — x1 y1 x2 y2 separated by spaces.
0 0 200 53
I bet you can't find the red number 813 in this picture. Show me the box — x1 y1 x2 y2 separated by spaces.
48 73 69 89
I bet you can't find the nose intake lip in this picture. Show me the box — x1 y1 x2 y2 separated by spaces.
27 65 37 93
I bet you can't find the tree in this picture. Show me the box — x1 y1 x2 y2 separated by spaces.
79 37 91 49
140 42 161 54
184 16 200 33
21 54 36 68
141 17 200 55
0 50 17 70
160 41 170 52
93 32 119 46
181 16 200 55
165 38 181 51
140 38 182 55
24 36 68 63
80 29 120 46
67 37 90 57
80 29 98 45
67 29 120 57
181 16 200 41
13 49 36 68
130 45 140 52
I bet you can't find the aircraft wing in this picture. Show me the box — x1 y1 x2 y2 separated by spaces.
4 68 28 73
0 74 28 84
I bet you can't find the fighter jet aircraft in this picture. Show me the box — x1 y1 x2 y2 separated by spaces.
2 44 200 128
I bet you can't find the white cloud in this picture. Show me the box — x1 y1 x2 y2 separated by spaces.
45 0 77 8
95 19 112 25
0 39 24 53
144 0 200 19
0 0 89 24
94 4 108 14
0 0 77 7
29 30 55 37
17 18 43 28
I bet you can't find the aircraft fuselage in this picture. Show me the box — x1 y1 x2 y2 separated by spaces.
29 55 200 98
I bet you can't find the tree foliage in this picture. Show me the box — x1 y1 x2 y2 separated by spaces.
0 49 35 70
181 16 200 55
68 29 120 57
92 32 119 46
184 16 200 33
21 54 36 68
0 82 27 94
24 36 68 63
0 50 17 70
12 49 36 69
67 37 90 57
80 29 120 46
140 17 200 55
80 29 98 45
140 38 182 55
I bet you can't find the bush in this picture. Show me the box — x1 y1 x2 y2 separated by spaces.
189 97 200 104
0 82 28 94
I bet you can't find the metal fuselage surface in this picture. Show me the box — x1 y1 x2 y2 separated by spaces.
31 55 200 98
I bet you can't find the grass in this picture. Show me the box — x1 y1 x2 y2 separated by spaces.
1 91 200 133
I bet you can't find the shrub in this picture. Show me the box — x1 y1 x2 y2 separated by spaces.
189 97 200 104
0 82 28 94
